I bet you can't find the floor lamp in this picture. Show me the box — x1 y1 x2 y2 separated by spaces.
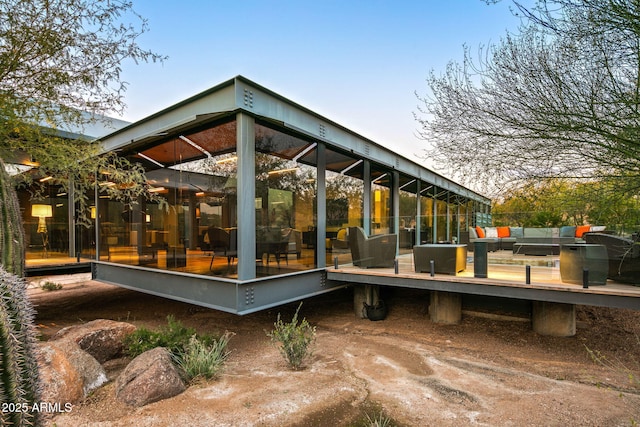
32 204 52 257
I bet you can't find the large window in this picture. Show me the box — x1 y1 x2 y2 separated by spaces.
20 183 70 260
93 113 489 278
435 195 449 243
325 149 364 265
419 184 434 244
399 175 418 252
255 123 317 276
371 166 391 235
97 119 239 277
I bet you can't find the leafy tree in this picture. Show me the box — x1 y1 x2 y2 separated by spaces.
492 177 640 233
0 0 166 257
492 179 570 227
0 1 164 424
416 0 640 194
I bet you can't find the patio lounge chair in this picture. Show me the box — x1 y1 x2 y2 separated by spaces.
584 233 640 284
348 226 397 268
207 227 237 270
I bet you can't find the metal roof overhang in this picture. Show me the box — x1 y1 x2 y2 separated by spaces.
98 75 490 205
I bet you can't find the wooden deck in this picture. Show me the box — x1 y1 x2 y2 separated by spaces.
327 253 640 311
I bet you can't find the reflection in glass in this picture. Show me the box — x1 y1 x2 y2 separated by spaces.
255 123 317 276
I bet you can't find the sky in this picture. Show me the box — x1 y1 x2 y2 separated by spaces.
117 0 526 177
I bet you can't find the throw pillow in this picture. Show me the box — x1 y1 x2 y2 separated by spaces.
509 227 523 238
497 226 510 238
468 227 478 239
475 226 486 238
575 225 591 237
559 226 576 238
485 227 498 238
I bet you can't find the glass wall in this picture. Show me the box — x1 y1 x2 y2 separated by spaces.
399 176 418 253
449 195 459 244
19 182 70 260
435 197 448 243
95 119 239 276
419 184 434 244
91 114 489 278
254 122 317 276
371 166 391 235
325 148 364 265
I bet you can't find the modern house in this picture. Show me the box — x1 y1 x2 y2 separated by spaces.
86 76 491 314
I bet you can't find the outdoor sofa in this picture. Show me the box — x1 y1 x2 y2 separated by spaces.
465 225 605 255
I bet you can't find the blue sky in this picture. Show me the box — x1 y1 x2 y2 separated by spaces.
118 1 524 169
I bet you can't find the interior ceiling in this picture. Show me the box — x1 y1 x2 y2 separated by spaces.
131 120 237 169
123 117 463 200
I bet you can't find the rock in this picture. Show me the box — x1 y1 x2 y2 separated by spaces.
115 347 185 407
51 319 136 363
38 341 108 404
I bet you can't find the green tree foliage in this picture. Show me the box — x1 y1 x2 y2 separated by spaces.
417 0 640 194
492 177 640 233
0 0 166 225
0 2 164 424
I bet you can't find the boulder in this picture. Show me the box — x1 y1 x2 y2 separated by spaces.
51 319 136 363
115 347 185 407
38 341 108 404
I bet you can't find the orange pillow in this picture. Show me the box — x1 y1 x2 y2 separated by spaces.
497 226 510 238
475 226 486 238
575 225 591 237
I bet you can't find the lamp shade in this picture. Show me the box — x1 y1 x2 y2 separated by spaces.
31 204 52 218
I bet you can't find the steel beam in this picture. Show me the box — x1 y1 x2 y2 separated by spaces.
327 271 640 311
92 262 348 315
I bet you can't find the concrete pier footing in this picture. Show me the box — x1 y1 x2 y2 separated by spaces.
354 284 380 318
429 290 462 324
354 286 576 337
532 301 576 337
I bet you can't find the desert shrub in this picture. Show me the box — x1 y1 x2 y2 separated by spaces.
364 411 393 427
124 315 207 358
176 332 233 381
350 400 398 427
40 281 63 291
267 302 316 370
585 337 639 388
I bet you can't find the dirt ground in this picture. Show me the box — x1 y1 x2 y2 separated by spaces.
27 276 640 427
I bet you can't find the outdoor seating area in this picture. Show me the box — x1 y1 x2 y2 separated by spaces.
464 224 605 254
344 224 640 288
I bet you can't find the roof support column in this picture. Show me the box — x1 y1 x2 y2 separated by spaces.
316 143 326 267
432 188 437 243
68 178 76 257
94 170 100 260
415 181 422 246
456 200 461 244
236 112 256 280
446 192 451 242
363 160 371 235
392 171 400 254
